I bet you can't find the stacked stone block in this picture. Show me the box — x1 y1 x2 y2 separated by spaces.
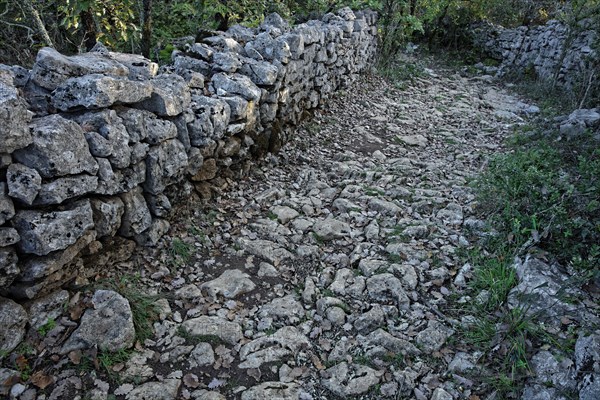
0 8 378 300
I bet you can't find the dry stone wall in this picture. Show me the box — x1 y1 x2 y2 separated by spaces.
0 8 378 300
472 19 598 89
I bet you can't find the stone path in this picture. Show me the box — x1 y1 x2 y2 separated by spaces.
2 60 542 400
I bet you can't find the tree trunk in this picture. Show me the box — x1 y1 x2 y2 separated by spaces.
23 0 54 47
141 0 153 58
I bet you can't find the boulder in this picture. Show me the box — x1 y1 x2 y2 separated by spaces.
0 247 19 289
144 139 188 195
12 199 94 256
0 297 28 352
0 70 32 153
13 114 98 178
118 187 152 237
180 316 243 345
61 290 135 353
16 230 96 284
0 228 20 247
90 197 125 237
30 47 129 90
211 73 262 102
6 163 42 205
201 269 256 300
0 183 15 225
34 174 99 205
135 74 191 116
52 74 153 110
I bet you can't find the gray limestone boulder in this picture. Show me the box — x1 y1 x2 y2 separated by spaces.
189 95 231 144
0 297 28 352
507 257 591 328
0 247 19 290
211 73 262 102
0 228 19 247
416 320 455 352
28 289 70 330
173 54 211 76
12 199 94 256
125 379 181 400
118 186 152 237
239 326 309 369
52 74 153 110
239 59 279 86
118 107 178 144
108 52 158 80
90 197 125 237
201 269 256 300
14 114 98 178
144 139 188 195
30 47 129 90
212 52 242 73
95 159 146 196
241 382 298 400
34 174 99 205
16 230 96 284
0 70 32 153
321 362 381 397
366 273 410 310
181 316 243 345
0 183 15 225
61 290 135 353
134 218 170 247
135 74 191 116
6 163 42 205
313 218 352 240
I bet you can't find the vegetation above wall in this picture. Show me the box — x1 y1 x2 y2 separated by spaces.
1 0 599 67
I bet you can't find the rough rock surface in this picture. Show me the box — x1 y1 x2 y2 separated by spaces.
61 290 135 353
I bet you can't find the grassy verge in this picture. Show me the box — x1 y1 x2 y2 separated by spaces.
454 111 599 397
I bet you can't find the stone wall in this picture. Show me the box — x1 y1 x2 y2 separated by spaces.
472 19 598 89
0 8 378 300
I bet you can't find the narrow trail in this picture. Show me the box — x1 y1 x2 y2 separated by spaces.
43 58 539 399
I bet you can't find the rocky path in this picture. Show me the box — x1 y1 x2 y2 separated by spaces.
5 61 541 400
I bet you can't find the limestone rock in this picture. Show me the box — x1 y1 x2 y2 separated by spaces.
135 74 191 116
0 228 20 247
366 273 410 309
52 74 153 110
211 73 262 102
201 269 256 299
181 316 243 345
16 230 96 284
62 290 135 353
34 174 99 205
313 218 352 240
416 320 454 352
90 197 125 237
239 326 309 369
321 362 381 397
6 163 41 205
189 342 215 368
30 47 129 90
134 219 170 247
0 184 15 225
119 187 152 237
237 238 294 263
189 95 231 144
125 379 181 400
241 382 298 400
0 247 19 289
144 139 188 195
258 295 305 323
12 199 94 256
28 289 70 330
14 114 98 178
0 297 28 352
0 71 32 153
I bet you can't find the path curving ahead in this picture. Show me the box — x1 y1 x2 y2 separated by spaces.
30 58 540 399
